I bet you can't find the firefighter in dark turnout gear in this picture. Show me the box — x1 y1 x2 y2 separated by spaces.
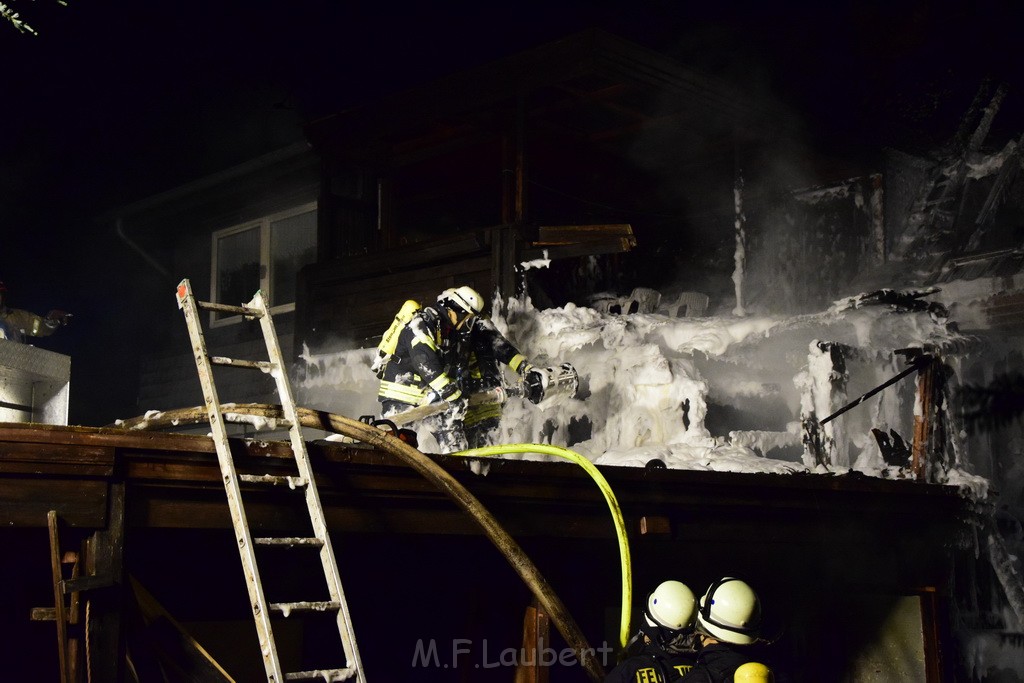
377 286 533 452
605 580 699 683
464 315 532 447
680 578 774 683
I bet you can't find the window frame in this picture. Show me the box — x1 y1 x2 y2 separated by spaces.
209 201 317 327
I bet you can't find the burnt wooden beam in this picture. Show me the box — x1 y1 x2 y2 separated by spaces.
85 481 126 683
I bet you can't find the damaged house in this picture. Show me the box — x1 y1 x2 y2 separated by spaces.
2 28 1024 682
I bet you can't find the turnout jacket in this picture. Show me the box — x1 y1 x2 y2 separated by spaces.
604 641 696 682
377 308 529 407
678 643 754 683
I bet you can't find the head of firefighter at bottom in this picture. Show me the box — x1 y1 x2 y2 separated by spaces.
678 577 776 683
604 579 699 682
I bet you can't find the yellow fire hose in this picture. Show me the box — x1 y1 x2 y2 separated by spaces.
453 443 633 650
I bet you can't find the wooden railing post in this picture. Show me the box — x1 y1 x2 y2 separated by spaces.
515 598 551 683
912 355 948 482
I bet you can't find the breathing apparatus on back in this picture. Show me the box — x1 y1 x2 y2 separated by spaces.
371 299 421 379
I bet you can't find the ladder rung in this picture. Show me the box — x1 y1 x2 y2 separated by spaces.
210 356 274 371
195 300 264 317
254 537 324 547
270 601 341 616
239 474 307 488
285 668 358 681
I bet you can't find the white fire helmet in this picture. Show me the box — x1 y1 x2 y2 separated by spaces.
644 580 696 631
695 577 761 645
438 286 484 316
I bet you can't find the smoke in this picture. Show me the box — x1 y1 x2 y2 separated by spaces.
292 334 380 422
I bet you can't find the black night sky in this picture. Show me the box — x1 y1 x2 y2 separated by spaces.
2 0 1022 424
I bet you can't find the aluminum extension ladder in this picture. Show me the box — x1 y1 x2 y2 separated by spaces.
175 278 365 682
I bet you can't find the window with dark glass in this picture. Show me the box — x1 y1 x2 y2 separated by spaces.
211 203 316 323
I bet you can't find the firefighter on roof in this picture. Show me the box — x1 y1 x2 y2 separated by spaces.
376 285 535 452
0 281 71 344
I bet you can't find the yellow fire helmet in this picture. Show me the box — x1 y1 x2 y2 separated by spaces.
734 661 773 683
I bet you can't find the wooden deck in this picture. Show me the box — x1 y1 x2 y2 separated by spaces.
1 420 978 681
0 420 972 534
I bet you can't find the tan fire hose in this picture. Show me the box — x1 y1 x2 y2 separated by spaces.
115 404 607 681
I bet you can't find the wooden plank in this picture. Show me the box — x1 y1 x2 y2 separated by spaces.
0 423 216 454
534 223 635 245
121 459 225 483
0 478 108 527
639 515 671 536
515 601 551 683
48 511 70 683
521 236 636 262
0 442 113 476
0 421 973 530
63 573 116 594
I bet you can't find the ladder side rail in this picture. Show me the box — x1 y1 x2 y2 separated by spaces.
177 280 285 682
248 291 365 680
